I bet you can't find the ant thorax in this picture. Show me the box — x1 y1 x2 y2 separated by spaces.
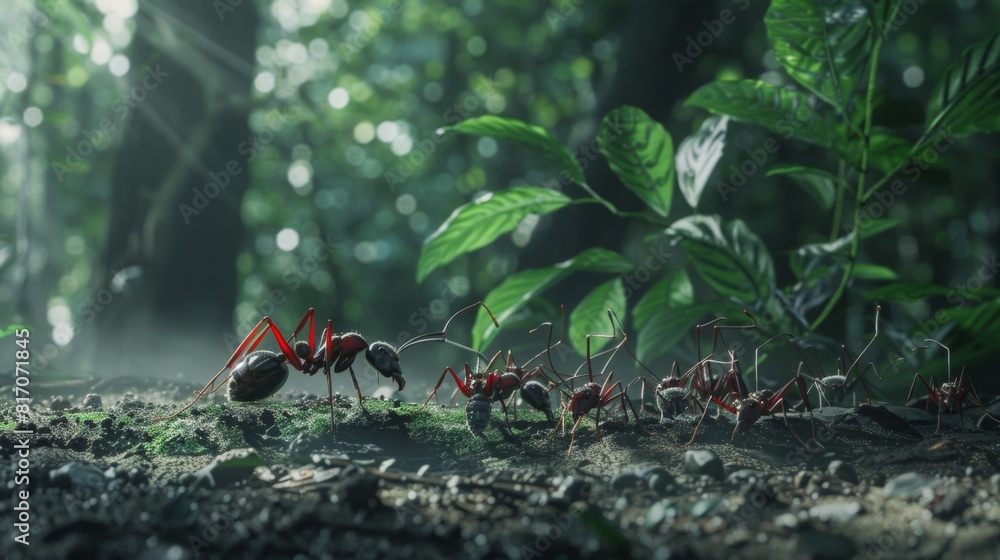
571 382 602 419
937 382 959 409
656 386 690 418
735 396 762 413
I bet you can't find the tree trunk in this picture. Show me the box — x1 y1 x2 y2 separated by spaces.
95 0 258 377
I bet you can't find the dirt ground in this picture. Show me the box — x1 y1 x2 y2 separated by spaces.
2 376 999 560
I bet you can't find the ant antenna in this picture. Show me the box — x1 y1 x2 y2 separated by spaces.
528 304 566 376
922 338 951 383
396 301 500 362
844 305 880 379
696 311 758 361
754 333 795 391
696 316 728 360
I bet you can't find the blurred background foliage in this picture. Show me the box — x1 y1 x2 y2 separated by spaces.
1 0 998 396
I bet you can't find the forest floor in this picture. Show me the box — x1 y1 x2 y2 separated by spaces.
2 375 1000 560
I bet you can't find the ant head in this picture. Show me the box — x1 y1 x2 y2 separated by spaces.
366 342 404 390
733 396 764 436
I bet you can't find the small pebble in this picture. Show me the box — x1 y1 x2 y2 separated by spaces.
883 472 943 499
809 501 863 522
648 473 672 494
827 460 859 485
774 512 800 530
553 476 589 501
727 469 759 486
50 396 71 411
128 468 148 486
49 462 109 490
82 394 102 409
683 450 724 481
610 471 642 490
794 470 813 489
195 448 264 488
930 490 967 520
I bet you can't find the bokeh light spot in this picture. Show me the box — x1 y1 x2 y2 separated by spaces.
276 228 300 251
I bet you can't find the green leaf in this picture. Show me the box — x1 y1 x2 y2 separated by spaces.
443 115 585 184
946 297 1000 368
633 270 697 362
790 235 852 285
417 187 571 283
0 325 28 338
599 106 675 217
568 279 627 357
676 116 728 210
765 0 872 111
863 282 967 304
666 215 775 303
855 217 900 238
471 248 634 350
852 263 898 280
686 80 835 149
924 33 1000 139
766 165 837 209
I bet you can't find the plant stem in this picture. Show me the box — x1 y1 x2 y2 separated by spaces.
579 182 672 227
829 160 847 241
809 32 886 333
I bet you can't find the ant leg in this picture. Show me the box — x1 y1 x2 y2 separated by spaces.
286 308 317 354
566 414 587 458
904 373 935 419
319 321 339 423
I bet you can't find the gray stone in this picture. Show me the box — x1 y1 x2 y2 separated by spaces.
683 449 724 480
50 396 71 411
930 490 967 519
49 461 110 490
194 448 264 488
82 394 102 409
827 460 859 484
809 501 863 522
726 468 760 486
882 472 943 498
552 476 589 501
610 471 642 490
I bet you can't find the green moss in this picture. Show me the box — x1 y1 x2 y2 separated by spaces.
66 412 108 423
133 396 556 459
141 415 240 457
0 421 15 432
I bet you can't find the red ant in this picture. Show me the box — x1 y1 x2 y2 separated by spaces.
688 333 816 446
418 307 568 432
554 309 649 458
905 338 998 433
154 301 491 424
664 312 760 423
